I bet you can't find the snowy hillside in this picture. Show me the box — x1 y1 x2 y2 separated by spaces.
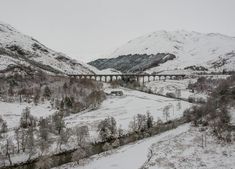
0 21 94 74
54 124 235 169
89 30 235 73
98 68 121 74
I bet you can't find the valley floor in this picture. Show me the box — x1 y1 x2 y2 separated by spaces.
0 101 54 129
54 123 235 169
0 85 191 166
64 86 191 140
1 78 233 168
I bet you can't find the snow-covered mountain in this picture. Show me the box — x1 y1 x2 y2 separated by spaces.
89 30 235 73
0 22 94 74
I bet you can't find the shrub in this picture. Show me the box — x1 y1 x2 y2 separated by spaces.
196 97 206 104
188 96 196 103
102 142 112 151
43 86 51 99
110 81 119 88
20 107 37 128
111 139 120 148
166 92 176 98
0 116 7 135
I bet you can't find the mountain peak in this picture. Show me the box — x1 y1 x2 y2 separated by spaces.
90 30 235 73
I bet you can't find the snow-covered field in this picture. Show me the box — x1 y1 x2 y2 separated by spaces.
64 86 191 140
54 124 235 169
144 78 207 100
0 101 55 129
144 75 231 101
0 85 191 134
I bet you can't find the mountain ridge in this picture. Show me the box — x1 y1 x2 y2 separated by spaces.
89 30 235 73
0 21 94 75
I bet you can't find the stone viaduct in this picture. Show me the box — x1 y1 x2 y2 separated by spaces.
68 74 186 84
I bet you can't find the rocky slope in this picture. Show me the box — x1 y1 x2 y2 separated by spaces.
89 30 235 73
0 22 94 75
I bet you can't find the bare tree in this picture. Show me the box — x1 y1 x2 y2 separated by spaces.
0 152 7 167
176 101 181 110
97 117 117 141
57 128 70 151
33 88 40 106
43 86 52 100
20 129 27 152
175 89 181 98
52 111 65 135
146 112 154 129
14 128 20 153
129 114 147 133
118 126 124 137
0 116 7 137
72 126 92 163
163 105 171 121
54 98 60 110
3 138 14 166
74 125 90 147
26 127 36 160
38 117 50 155
20 107 36 128
39 118 49 141
85 90 105 109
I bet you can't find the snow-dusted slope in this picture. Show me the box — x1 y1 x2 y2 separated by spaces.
90 30 235 73
0 21 94 74
54 124 235 169
98 68 121 74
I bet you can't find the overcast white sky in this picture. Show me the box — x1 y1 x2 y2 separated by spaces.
0 0 235 62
